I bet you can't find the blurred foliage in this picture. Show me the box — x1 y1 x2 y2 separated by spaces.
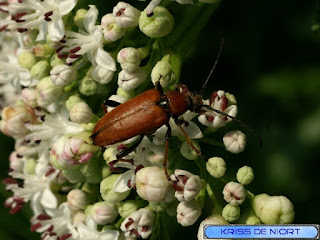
1 0 319 239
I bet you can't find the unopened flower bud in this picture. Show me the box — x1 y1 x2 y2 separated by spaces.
51 133 98 169
139 6 174 38
62 169 85 183
90 201 118 225
80 157 102 184
0 105 34 137
197 214 229 240
21 87 37 108
116 87 135 99
151 55 175 87
222 204 240 222
223 130 246 154
177 200 201 227
72 210 86 225
100 174 131 203
73 9 88 28
118 68 147 90
36 77 64 107
18 51 36 70
67 189 92 210
30 60 50 80
69 102 93 124
222 182 246 205
91 65 114 84
206 157 226 178
170 169 202 202
50 64 77 86
33 44 54 57
101 13 126 42
50 54 65 68
117 47 141 72
237 166 254 185
66 95 83 111
180 140 201 160
113 2 141 28
253 194 295 224
24 158 36 175
79 76 97 96
136 166 170 201
117 200 144 218
120 208 154 239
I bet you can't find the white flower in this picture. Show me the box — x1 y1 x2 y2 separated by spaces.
58 5 116 73
120 208 154 239
8 0 77 42
117 47 141 72
223 130 246 154
135 166 170 201
118 68 147 90
198 90 238 129
101 13 126 42
89 201 118 225
31 202 78 240
7 159 58 216
50 64 77 86
76 217 120 240
222 181 246 206
113 2 140 28
177 200 201 227
170 169 202 201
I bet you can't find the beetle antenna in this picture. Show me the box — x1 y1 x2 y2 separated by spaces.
203 105 262 147
200 37 225 95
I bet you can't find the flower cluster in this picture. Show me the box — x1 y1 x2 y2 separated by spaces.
0 0 294 239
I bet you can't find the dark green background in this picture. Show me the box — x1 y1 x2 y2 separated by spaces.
1 0 319 239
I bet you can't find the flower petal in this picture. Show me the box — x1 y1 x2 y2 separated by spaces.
48 19 64 42
113 170 134 192
84 5 98 33
95 47 116 71
40 188 58 209
58 0 77 16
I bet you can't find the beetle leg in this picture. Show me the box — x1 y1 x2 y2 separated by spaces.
163 123 172 180
102 100 122 113
155 79 164 95
175 118 201 155
116 135 144 159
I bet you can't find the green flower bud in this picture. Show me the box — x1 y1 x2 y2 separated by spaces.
80 158 102 184
180 140 201 160
79 76 97 96
102 166 112 179
116 87 135 99
33 44 54 57
36 77 64 107
206 157 226 178
74 9 88 28
148 201 167 213
70 102 93 124
24 158 36 175
66 95 83 111
103 147 117 164
236 166 254 185
18 51 37 70
222 204 241 222
139 6 174 38
117 200 145 218
50 54 65 68
151 55 175 87
237 208 261 225
253 194 295 224
72 210 86 225
225 92 237 106
67 189 93 210
62 169 85 183
30 60 50 80
100 174 131 203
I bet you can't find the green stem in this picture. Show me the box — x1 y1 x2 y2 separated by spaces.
200 138 224 147
206 183 223 215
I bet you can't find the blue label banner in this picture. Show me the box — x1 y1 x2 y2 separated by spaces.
203 225 319 239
